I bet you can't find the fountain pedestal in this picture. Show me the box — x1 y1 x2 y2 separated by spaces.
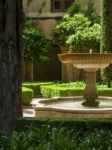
82 70 99 106
58 53 112 107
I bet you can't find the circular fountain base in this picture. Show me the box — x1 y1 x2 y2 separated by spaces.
32 97 112 118
82 100 99 107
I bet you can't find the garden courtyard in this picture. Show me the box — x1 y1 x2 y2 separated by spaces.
1 0 112 149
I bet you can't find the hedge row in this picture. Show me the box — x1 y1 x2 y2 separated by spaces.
22 87 33 105
22 81 54 105
41 84 112 98
21 82 112 104
22 81 54 97
17 118 112 131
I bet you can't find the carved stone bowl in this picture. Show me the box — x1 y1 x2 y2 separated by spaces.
58 53 112 70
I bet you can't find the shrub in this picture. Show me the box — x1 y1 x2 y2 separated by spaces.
22 82 54 97
53 2 101 53
41 85 84 98
22 87 33 105
41 85 69 98
1 121 112 150
67 1 101 24
23 19 50 63
53 14 91 50
67 23 101 52
66 2 81 17
17 118 112 132
40 82 112 98
98 88 112 97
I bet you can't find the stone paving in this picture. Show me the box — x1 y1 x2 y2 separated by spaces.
23 106 34 117
23 98 42 117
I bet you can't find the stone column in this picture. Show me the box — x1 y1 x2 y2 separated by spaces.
82 69 99 106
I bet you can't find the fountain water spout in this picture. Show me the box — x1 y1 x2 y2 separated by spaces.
89 49 92 54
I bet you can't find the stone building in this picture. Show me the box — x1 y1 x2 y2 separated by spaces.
23 0 101 81
23 0 101 39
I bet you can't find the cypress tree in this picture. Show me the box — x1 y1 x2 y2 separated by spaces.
101 0 112 87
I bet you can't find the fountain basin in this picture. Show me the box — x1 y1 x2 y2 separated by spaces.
58 53 112 106
32 97 112 118
58 53 112 70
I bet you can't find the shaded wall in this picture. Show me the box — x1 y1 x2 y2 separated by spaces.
33 46 61 81
23 46 61 81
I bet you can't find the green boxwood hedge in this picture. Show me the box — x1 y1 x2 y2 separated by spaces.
22 81 54 97
22 87 33 105
17 118 112 131
41 85 84 98
40 83 112 98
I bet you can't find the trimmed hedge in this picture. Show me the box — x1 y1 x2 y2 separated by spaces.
22 87 33 105
98 88 112 96
16 118 112 131
40 83 112 98
41 85 84 98
22 81 54 97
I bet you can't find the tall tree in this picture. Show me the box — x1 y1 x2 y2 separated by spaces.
0 0 24 135
101 0 112 87
101 0 112 52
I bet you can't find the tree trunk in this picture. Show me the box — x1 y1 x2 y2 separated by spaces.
101 0 112 87
0 0 24 135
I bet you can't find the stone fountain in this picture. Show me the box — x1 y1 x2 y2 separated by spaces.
33 53 112 118
58 53 112 107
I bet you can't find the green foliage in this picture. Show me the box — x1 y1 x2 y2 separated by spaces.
0 126 77 150
53 2 101 52
101 66 112 87
21 81 112 99
23 19 50 63
67 23 101 52
41 82 85 98
17 118 112 130
22 87 33 105
83 1 101 25
66 3 81 17
1 123 112 150
40 82 112 98
100 0 112 86
53 14 91 48
22 81 54 97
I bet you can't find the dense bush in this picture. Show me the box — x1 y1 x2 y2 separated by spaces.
22 87 33 105
22 81 54 97
67 1 101 24
53 2 101 53
1 122 112 150
40 82 112 98
17 118 112 131
67 22 101 52
41 85 84 98
22 81 112 99
23 19 50 63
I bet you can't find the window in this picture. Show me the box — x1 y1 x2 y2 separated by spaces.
51 0 74 12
